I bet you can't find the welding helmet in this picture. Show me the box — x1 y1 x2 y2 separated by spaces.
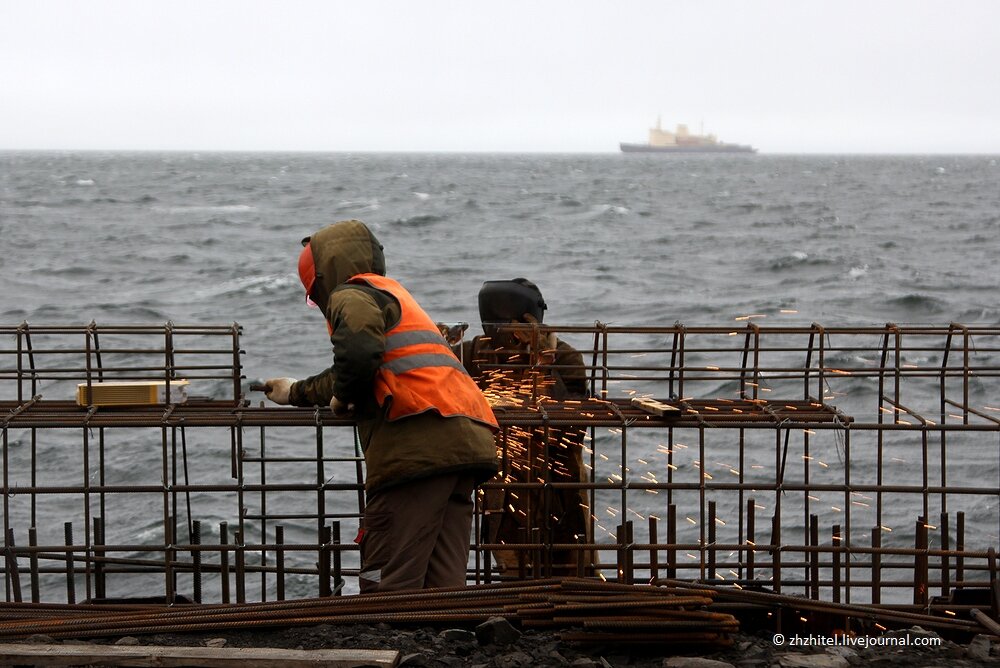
478 278 547 344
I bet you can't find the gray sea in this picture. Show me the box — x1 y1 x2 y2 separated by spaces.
3 152 999 375
2 151 999 600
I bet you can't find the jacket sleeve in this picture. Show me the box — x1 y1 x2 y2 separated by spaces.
553 339 589 399
288 365 334 407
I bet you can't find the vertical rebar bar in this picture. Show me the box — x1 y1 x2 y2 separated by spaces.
772 514 782 595
332 521 342 596
957 512 966 589
832 524 841 604
258 423 267 603
667 503 677 580
871 526 881 605
64 521 75 604
275 525 285 601
192 520 202 604
28 527 39 604
235 529 245 604
809 515 819 600
93 517 105 600
940 512 950 597
318 524 330 597
708 500 717 582
4 528 21 603
648 515 658 583
220 521 230 604
164 517 175 604
698 426 706 582
915 517 928 606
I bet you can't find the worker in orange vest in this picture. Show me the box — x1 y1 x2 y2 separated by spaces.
264 219 499 592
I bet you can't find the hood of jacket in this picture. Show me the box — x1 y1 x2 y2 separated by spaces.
304 220 386 318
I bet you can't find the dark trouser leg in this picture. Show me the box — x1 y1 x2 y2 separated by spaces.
424 474 475 589
359 472 476 592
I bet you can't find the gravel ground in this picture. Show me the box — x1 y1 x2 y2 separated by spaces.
16 621 1000 668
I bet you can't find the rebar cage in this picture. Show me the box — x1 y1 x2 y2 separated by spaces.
1 321 998 619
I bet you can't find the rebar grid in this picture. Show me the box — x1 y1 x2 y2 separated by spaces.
1 321 998 629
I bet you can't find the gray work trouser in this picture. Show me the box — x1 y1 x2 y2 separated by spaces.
359 472 476 593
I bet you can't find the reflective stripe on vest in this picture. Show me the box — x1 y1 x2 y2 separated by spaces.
347 273 499 428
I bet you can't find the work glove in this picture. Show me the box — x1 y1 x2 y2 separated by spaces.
329 395 355 416
515 314 559 364
263 377 297 405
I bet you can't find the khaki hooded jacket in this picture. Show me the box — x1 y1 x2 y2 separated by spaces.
288 220 499 496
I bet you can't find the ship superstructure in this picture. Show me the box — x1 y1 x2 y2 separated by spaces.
620 117 756 153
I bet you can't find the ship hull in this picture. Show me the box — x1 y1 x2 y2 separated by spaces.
620 142 757 154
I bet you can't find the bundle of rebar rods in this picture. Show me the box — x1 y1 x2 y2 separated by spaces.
658 579 987 636
0 578 736 647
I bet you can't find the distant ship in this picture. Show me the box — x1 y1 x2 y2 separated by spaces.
620 118 757 153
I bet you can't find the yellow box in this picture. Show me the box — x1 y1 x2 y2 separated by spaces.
76 380 189 407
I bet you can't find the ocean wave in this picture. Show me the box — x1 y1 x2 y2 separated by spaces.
49 266 98 276
193 273 299 300
153 204 257 214
847 264 869 280
765 251 835 271
392 214 446 227
562 204 631 222
334 198 380 213
82 302 170 320
885 294 948 314
958 307 1000 324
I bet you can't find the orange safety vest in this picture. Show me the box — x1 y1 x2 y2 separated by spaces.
347 274 499 429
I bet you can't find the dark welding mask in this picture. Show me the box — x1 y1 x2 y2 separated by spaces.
478 278 547 345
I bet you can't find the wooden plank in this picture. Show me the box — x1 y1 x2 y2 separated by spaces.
0 643 399 667
630 397 679 416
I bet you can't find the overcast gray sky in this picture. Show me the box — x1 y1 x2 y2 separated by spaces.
2 1 999 153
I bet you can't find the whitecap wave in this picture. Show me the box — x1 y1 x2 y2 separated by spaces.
848 264 869 279
153 204 257 214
